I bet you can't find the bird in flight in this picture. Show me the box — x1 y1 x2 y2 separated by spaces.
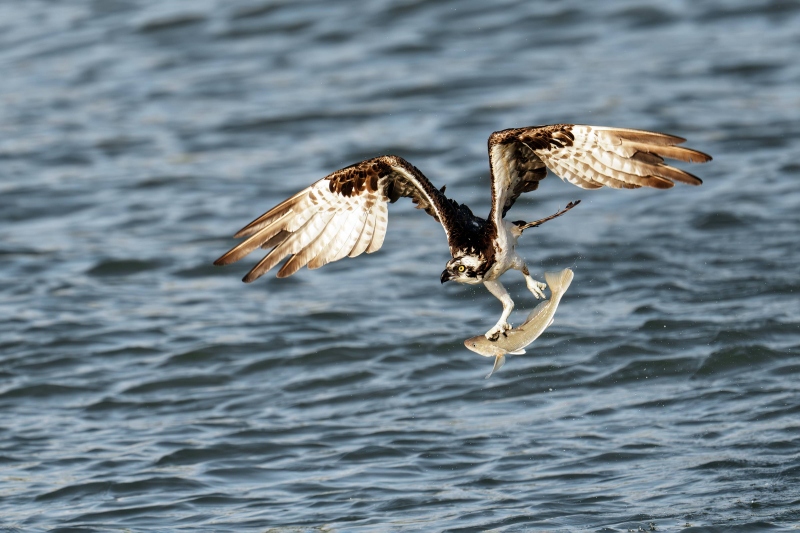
214 124 711 340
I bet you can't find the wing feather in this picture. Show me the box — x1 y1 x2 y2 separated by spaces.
567 151 675 189
243 210 335 282
306 214 354 269
276 213 342 278
307 201 363 269
215 155 462 281
278 218 334 278
323 213 360 262
275 250 312 278
233 193 304 238
216 182 341 268
214 212 291 265
329 210 368 263
556 157 642 189
487 123 711 230
348 207 377 258
260 230 290 250
366 203 389 254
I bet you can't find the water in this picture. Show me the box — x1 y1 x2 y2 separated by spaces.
1 0 799 531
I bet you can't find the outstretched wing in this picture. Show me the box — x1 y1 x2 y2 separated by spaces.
214 155 460 282
487 124 712 228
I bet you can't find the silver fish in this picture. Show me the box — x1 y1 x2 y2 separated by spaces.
464 268 574 378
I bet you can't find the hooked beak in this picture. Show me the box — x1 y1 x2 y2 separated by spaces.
440 270 452 284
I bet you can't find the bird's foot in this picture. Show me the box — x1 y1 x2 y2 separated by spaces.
485 321 512 341
527 279 547 299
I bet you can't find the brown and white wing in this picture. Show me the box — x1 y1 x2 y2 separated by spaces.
214 155 458 282
487 123 712 228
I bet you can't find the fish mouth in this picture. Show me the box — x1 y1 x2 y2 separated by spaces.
463 338 497 357
464 342 483 355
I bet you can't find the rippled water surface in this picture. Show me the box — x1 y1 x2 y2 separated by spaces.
2 0 800 531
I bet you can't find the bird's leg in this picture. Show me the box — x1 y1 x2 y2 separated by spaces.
523 265 547 299
513 258 547 299
483 279 514 340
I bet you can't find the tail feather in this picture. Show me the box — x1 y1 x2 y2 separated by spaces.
517 200 580 231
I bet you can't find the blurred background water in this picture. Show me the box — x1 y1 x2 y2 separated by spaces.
1 0 799 531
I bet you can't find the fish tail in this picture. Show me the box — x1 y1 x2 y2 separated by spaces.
544 268 574 299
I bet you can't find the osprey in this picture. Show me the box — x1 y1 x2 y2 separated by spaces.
214 124 711 340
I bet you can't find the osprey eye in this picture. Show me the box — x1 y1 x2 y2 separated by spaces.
458 265 466 272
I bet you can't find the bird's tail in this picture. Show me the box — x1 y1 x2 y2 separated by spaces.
543 268 574 302
515 200 581 231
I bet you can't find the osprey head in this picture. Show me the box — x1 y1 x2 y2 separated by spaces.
441 255 484 285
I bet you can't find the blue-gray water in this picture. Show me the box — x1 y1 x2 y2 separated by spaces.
1 1 799 531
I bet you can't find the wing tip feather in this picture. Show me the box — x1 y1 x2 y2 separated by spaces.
214 248 246 266
276 260 298 278
659 166 704 186
649 176 675 189
242 271 260 283
688 150 713 164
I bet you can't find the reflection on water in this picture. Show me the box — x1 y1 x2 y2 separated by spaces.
1 0 799 530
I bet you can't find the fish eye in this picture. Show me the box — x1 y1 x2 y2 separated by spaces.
458 265 465 272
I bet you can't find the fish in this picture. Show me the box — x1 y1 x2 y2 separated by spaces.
464 268 574 378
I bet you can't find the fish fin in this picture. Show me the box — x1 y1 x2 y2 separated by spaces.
524 299 550 323
485 354 506 379
543 268 574 298
508 349 526 355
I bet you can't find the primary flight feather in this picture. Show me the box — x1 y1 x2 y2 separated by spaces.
214 124 711 339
